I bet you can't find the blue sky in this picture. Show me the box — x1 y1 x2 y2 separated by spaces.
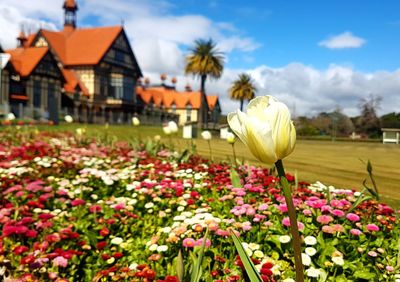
172 0 400 72
1 0 400 116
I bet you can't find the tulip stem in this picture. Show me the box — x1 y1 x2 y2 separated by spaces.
231 143 237 167
275 159 304 282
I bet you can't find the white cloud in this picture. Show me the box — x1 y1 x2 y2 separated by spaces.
319 31 366 49
171 63 400 118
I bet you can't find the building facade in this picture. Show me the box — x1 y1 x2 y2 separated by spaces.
2 0 142 124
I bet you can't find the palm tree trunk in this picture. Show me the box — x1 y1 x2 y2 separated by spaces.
240 98 244 112
200 74 208 128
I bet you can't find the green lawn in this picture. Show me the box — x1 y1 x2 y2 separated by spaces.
10 123 400 205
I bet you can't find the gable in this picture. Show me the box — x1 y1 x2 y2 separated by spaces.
34 36 48 47
32 52 63 80
101 31 142 77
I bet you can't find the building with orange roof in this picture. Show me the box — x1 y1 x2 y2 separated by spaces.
2 0 143 124
136 75 221 126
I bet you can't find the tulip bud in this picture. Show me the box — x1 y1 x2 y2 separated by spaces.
168 121 178 133
7 113 16 121
226 132 236 144
64 115 73 123
201 130 212 141
163 125 171 135
132 117 140 126
227 95 296 165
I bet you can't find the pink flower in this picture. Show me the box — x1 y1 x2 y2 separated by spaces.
366 224 380 232
182 238 196 248
258 204 268 211
195 238 211 247
317 215 334 225
242 222 252 231
282 217 304 230
303 209 312 216
350 228 363 236
368 251 378 257
89 205 102 213
215 229 230 237
386 265 394 272
278 204 288 213
71 199 85 207
53 256 68 267
320 205 332 213
346 213 360 222
331 209 345 217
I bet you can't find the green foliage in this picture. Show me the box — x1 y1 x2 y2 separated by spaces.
230 230 263 282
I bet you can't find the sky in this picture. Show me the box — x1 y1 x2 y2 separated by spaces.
0 0 400 117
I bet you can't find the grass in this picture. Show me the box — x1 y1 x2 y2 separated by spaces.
6 123 400 206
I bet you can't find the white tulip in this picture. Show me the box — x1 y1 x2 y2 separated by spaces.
168 121 178 133
64 115 73 123
132 117 140 126
226 132 236 144
227 96 296 165
7 113 15 121
201 130 212 140
163 125 171 135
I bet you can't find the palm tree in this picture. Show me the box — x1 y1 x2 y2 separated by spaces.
229 73 257 111
185 39 224 127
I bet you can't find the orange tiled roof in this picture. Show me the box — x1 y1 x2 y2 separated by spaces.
6 47 48 77
36 26 122 66
206 95 218 110
62 69 89 96
136 86 218 110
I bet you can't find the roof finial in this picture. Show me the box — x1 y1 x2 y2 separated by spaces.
63 0 78 34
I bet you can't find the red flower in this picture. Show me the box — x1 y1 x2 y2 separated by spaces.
71 199 86 207
25 229 38 238
89 205 102 213
20 254 35 265
13 245 29 255
113 252 124 259
96 241 107 250
99 227 110 237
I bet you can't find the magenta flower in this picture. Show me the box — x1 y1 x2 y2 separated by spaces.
182 238 196 248
331 209 345 217
71 199 86 207
303 209 312 216
346 213 360 222
366 224 380 232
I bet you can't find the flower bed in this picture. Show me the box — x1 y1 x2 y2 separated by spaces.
0 130 399 281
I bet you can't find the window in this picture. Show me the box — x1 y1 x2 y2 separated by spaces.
186 104 192 122
33 80 41 108
110 73 123 99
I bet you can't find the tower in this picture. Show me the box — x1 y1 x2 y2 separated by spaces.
63 0 78 33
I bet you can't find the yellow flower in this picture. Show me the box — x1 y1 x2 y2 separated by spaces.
227 95 296 165
226 132 236 144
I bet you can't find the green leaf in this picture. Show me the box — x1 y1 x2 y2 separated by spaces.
353 269 376 280
176 250 184 282
190 228 209 282
230 169 241 188
230 229 263 282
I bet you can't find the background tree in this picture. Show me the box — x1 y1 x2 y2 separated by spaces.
185 39 224 127
229 73 257 111
356 94 382 138
380 112 400 128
